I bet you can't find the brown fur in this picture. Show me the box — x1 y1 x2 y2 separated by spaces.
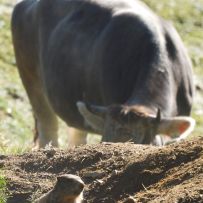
34 174 84 203
109 104 156 124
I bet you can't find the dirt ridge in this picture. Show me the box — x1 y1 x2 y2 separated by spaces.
0 138 202 202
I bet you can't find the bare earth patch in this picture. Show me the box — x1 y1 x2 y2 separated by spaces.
0 137 203 203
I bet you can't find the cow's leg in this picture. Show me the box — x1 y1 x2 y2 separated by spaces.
68 127 87 146
17 71 58 148
20 72 59 148
12 39 58 148
13 63 58 148
32 92 59 148
13 42 58 148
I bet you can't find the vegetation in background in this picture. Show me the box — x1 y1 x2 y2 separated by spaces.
0 0 203 154
0 1 33 153
0 173 7 203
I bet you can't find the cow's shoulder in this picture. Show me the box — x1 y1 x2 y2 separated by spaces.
12 0 38 39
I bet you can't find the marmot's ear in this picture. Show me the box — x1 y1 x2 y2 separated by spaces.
56 176 68 189
57 176 66 182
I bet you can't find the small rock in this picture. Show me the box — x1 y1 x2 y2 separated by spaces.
83 171 105 179
112 170 119 176
96 179 104 184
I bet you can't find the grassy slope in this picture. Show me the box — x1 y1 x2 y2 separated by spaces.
0 0 203 154
0 172 7 203
0 2 33 153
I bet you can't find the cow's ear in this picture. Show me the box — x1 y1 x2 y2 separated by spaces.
77 101 107 133
157 116 195 141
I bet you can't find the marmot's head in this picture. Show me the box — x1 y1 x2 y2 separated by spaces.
54 174 84 197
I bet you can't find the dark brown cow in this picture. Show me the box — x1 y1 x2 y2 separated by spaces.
11 0 195 148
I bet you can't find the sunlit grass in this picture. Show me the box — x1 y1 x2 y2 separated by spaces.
0 173 7 203
0 1 33 153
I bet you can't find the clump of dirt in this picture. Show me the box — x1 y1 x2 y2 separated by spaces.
0 137 203 203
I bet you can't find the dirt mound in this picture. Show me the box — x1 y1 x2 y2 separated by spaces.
0 137 203 203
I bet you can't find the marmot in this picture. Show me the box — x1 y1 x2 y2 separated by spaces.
34 174 84 203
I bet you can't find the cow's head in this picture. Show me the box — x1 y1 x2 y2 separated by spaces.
77 101 195 145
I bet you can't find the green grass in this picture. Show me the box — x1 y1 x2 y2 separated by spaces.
0 1 33 154
0 0 203 154
0 173 7 203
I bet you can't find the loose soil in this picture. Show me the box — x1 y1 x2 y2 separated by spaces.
0 137 203 203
